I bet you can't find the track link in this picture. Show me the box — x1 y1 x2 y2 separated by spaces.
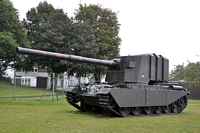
98 94 123 116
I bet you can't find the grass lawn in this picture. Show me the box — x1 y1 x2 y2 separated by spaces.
0 81 54 97
0 81 200 133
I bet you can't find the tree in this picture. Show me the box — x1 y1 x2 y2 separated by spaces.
0 32 18 79
21 1 57 72
170 61 200 86
170 64 185 81
184 62 200 86
35 10 73 74
32 10 73 89
36 10 97 84
74 4 121 82
0 0 30 79
67 22 97 81
23 1 56 48
23 2 97 86
0 0 29 48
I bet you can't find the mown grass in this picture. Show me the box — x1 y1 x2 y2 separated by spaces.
0 81 200 133
0 81 60 97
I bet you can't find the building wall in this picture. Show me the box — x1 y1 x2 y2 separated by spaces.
21 76 36 87
15 67 49 88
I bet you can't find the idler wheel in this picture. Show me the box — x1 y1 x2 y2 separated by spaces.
171 101 179 113
131 107 142 116
154 106 163 114
118 107 131 117
143 106 154 115
179 97 187 107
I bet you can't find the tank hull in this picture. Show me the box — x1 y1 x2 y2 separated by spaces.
66 84 190 117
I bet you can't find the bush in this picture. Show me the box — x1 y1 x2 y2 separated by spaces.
0 77 11 82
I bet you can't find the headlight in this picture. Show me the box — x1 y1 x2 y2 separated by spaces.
81 87 87 91
96 87 102 92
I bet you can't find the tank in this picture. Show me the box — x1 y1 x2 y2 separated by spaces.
17 47 190 117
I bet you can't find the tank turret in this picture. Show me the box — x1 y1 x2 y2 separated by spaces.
17 47 169 85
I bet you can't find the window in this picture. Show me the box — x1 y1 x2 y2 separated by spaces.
21 78 31 86
34 67 38 72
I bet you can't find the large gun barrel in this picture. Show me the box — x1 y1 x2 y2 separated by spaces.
17 47 117 67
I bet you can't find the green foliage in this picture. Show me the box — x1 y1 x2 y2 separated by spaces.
0 0 29 48
0 0 30 78
23 2 98 78
23 1 56 48
21 1 57 72
184 62 200 85
36 11 98 77
170 64 185 81
67 22 97 77
0 77 11 82
21 3 121 82
0 31 19 79
170 61 200 86
35 10 73 74
74 4 121 81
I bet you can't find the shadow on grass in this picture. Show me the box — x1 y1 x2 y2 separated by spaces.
62 108 192 119
63 109 120 119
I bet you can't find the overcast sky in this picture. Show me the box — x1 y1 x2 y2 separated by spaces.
11 0 200 71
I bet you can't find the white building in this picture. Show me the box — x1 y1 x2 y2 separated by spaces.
15 66 49 88
14 66 89 88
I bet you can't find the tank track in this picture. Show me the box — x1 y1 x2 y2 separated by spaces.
66 92 188 117
66 92 86 112
98 94 188 117
177 96 188 113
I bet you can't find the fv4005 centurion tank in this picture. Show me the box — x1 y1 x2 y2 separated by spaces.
17 47 190 117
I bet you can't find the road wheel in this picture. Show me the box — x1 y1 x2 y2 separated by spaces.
118 107 131 117
143 106 154 115
131 107 142 116
171 101 179 113
163 105 171 114
154 106 163 114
